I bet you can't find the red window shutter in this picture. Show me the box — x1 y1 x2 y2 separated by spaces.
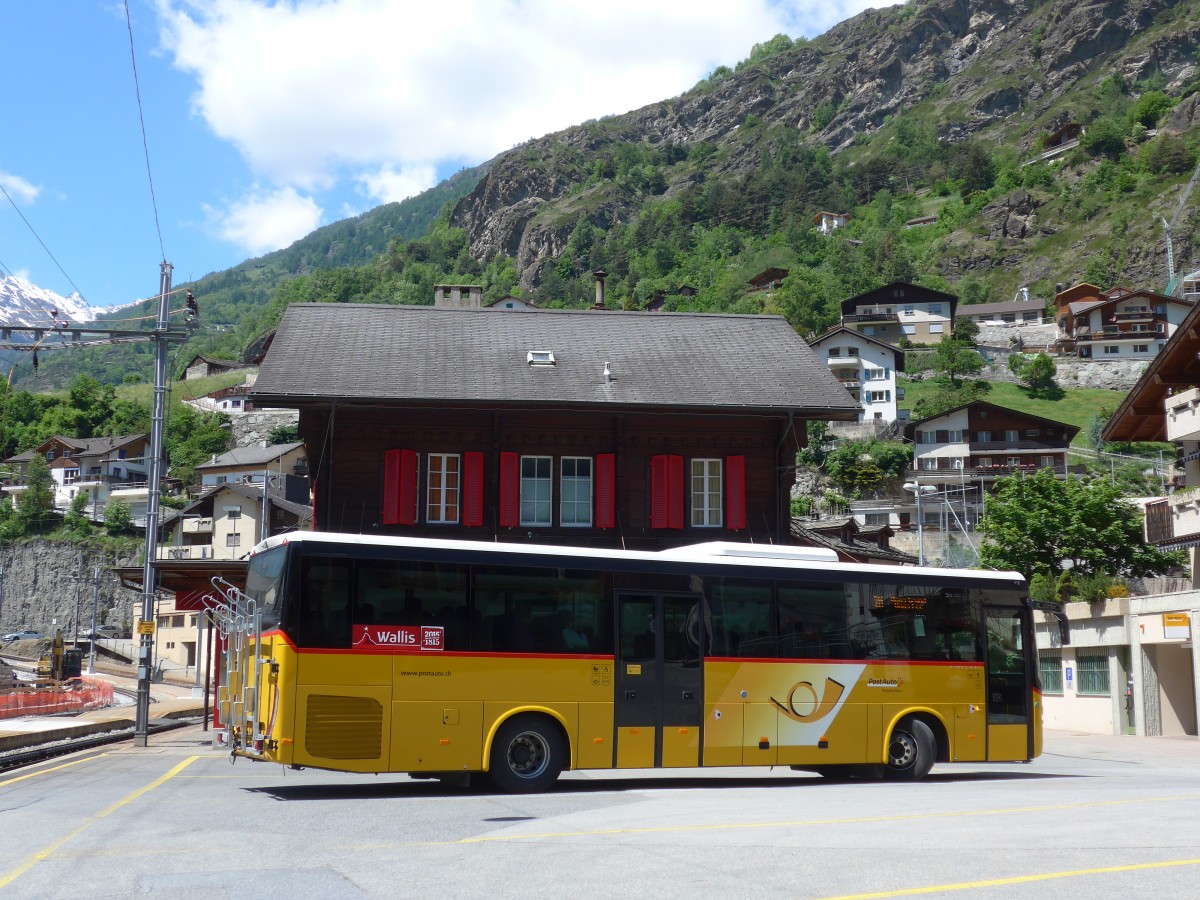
382 449 418 525
668 455 684 530
382 450 402 524
595 453 615 529
652 454 684 530
726 455 746 531
463 452 484 527
499 452 519 528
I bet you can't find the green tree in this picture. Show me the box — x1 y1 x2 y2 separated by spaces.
1081 117 1128 159
980 468 1182 582
16 454 55 534
104 497 132 534
931 334 984 386
952 316 979 346
63 491 92 536
1008 352 1057 390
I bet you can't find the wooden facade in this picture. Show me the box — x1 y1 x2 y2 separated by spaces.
303 405 800 550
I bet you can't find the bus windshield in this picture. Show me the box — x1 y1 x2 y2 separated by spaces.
246 545 286 629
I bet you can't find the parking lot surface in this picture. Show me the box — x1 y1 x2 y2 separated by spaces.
0 728 1197 898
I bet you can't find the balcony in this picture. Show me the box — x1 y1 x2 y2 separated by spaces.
842 312 899 323
181 516 214 533
1075 327 1164 342
1110 311 1157 323
1166 387 1200 443
1145 493 1200 547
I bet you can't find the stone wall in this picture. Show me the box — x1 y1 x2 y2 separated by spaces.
228 409 299 447
0 541 140 637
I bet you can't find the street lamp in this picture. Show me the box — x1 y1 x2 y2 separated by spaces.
903 482 937 566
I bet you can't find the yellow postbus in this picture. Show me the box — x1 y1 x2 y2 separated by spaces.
216 533 1048 791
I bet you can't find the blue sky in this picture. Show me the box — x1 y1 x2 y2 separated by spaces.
0 1 896 310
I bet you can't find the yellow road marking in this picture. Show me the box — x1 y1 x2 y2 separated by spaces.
455 792 1200 843
815 857 1200 899
0 755 200 889
0 753 109 788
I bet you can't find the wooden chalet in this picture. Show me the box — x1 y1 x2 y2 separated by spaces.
249 304 860 550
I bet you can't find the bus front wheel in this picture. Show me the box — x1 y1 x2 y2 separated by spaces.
489 715 564 793
885 716 935 781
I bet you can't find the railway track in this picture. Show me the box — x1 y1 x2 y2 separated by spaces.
0 716 204 774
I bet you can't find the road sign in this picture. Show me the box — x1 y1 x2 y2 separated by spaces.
136 620 156 636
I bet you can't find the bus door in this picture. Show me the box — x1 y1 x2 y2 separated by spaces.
615 592 704 769
984 606 1034 761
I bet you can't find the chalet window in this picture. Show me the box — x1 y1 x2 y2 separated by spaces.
977 430 992 443
929 304 943 316
1026 429 1039 438
1005 430 1019 443
979 457 993 467
947 430 964 442
1041 456 1056 468
828 348 840 358
226 533 241 548
520 456 552 526
902 325 916 335
426 453 461 524
847 346 859 356
1008 456 1021 467
118 450 127 459
903 305 914 316
560 457 593 527
920 458 938 470
62 450 72 459
45 450 56 461
929 323 944 334
1104 345 1120 354
224 507 241 520
1134 344 1149 353
691 459 723 527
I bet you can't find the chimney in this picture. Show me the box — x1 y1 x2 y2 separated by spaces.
261 439 268 448
593 270 607 309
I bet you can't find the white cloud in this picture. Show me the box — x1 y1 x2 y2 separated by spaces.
157 1 901 197
358 164 438 205
0 171 41 205
206 186 324 255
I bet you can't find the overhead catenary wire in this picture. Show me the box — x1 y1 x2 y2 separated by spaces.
124 0 166 263
0 180 90 304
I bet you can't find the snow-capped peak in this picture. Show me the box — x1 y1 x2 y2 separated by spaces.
0 273 97 327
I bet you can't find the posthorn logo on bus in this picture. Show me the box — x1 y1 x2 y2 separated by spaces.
353 625 445 651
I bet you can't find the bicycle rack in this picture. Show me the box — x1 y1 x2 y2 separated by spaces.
208 575 270 758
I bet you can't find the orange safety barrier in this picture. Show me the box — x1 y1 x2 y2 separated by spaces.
0 678 116 719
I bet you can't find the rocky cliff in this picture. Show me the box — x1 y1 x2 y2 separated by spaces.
0 542 140 638
449 0 1200 292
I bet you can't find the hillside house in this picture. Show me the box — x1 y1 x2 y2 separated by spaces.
196 441 307 489
1054 283 1194 359
747 268 789 292
183 355 250 381
959 297 1046 326
486 296 539 311
248 304 859 549
841 281 957 346
3 434 151 523
808 326 905 423
157 481 311 562
812 211 851 234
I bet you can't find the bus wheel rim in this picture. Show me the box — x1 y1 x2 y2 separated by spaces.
507 731 550 779
888 732 917 769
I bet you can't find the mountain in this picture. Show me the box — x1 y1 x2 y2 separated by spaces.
449 0 1200 294
16 0 1200 390
0 273 97 327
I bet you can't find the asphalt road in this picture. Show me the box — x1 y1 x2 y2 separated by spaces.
0 729 1197 899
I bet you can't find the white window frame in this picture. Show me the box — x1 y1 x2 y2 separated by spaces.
691 458 723 527
929 323 944 334
520 455 552 526
560 456 593 527
426 453 461 524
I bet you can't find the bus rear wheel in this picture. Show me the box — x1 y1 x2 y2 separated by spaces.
489 715 564 793
885 716 936 781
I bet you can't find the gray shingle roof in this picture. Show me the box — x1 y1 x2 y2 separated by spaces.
198 442 304 470
251 304 860 416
